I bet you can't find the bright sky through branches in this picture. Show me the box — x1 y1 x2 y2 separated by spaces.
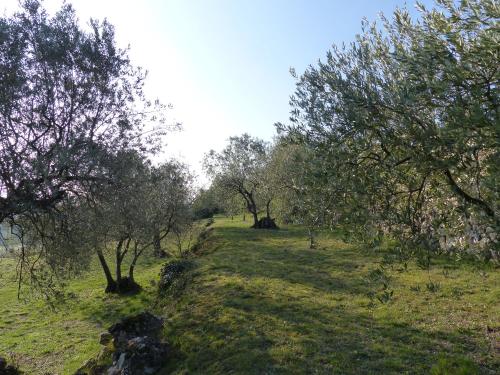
2 0 433 184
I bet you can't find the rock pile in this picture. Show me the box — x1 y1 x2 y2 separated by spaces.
0 357 21 375
76 312 169 375
158 260 192 292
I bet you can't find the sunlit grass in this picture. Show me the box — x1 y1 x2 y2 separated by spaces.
0 253 163 374
0 216 498 374
162 216 499 374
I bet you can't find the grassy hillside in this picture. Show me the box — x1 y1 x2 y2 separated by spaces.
0 216 499 374
162 217 499 374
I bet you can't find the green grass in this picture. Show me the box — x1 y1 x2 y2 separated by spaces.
0 216 499 374
161 217 499 374
0 253 163 374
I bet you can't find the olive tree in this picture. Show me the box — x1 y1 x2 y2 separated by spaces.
278 0 499 257
270 141 344 248
87 153 192 293
0 1 167 223
148 161 193 258
0 0 172 293
204 134 275 228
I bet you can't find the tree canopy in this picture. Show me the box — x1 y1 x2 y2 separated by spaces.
277 0 499 256
0 0 167 223
0 0 187 296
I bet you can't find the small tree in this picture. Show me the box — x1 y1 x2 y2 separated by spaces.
270 141 340 248
87 153 191 293
148 161 193 258
20 151 193 295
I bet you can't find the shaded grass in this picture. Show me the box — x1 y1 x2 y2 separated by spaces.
162 217 499 374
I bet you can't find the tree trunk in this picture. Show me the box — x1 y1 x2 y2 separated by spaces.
247 194 259 227
308 228 316 249
115 238 127 288
96 248 117 293
252 211 259 227
121 242 142 293
239 189 259 227
128 243 141 284
128 263 135 283
128 261 134 284
153 230 166 257
266 199 272 219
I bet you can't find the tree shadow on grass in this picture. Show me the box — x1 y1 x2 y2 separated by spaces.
74 222 496 374
209 225 374 296
159 223 496 374
159 319 279 375
163 272 494 374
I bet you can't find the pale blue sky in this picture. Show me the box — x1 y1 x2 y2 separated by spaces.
3 0 435 182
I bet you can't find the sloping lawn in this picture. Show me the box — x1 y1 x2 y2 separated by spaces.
162 217 499 374
0 216 498 374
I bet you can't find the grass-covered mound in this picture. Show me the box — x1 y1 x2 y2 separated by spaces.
0 216 498 374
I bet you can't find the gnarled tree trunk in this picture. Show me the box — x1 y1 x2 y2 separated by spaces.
153 230 167 258
266 199 272 219
96 248 117 293
115 238 126 287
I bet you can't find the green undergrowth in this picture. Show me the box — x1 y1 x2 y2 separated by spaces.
0 216 498 374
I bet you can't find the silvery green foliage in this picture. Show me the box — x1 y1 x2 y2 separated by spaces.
0 1 173 295
83 152 192 292
269 141 339 248
204 134 271 227
16 151 193 295
278 0 499 259
0 0 168 222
